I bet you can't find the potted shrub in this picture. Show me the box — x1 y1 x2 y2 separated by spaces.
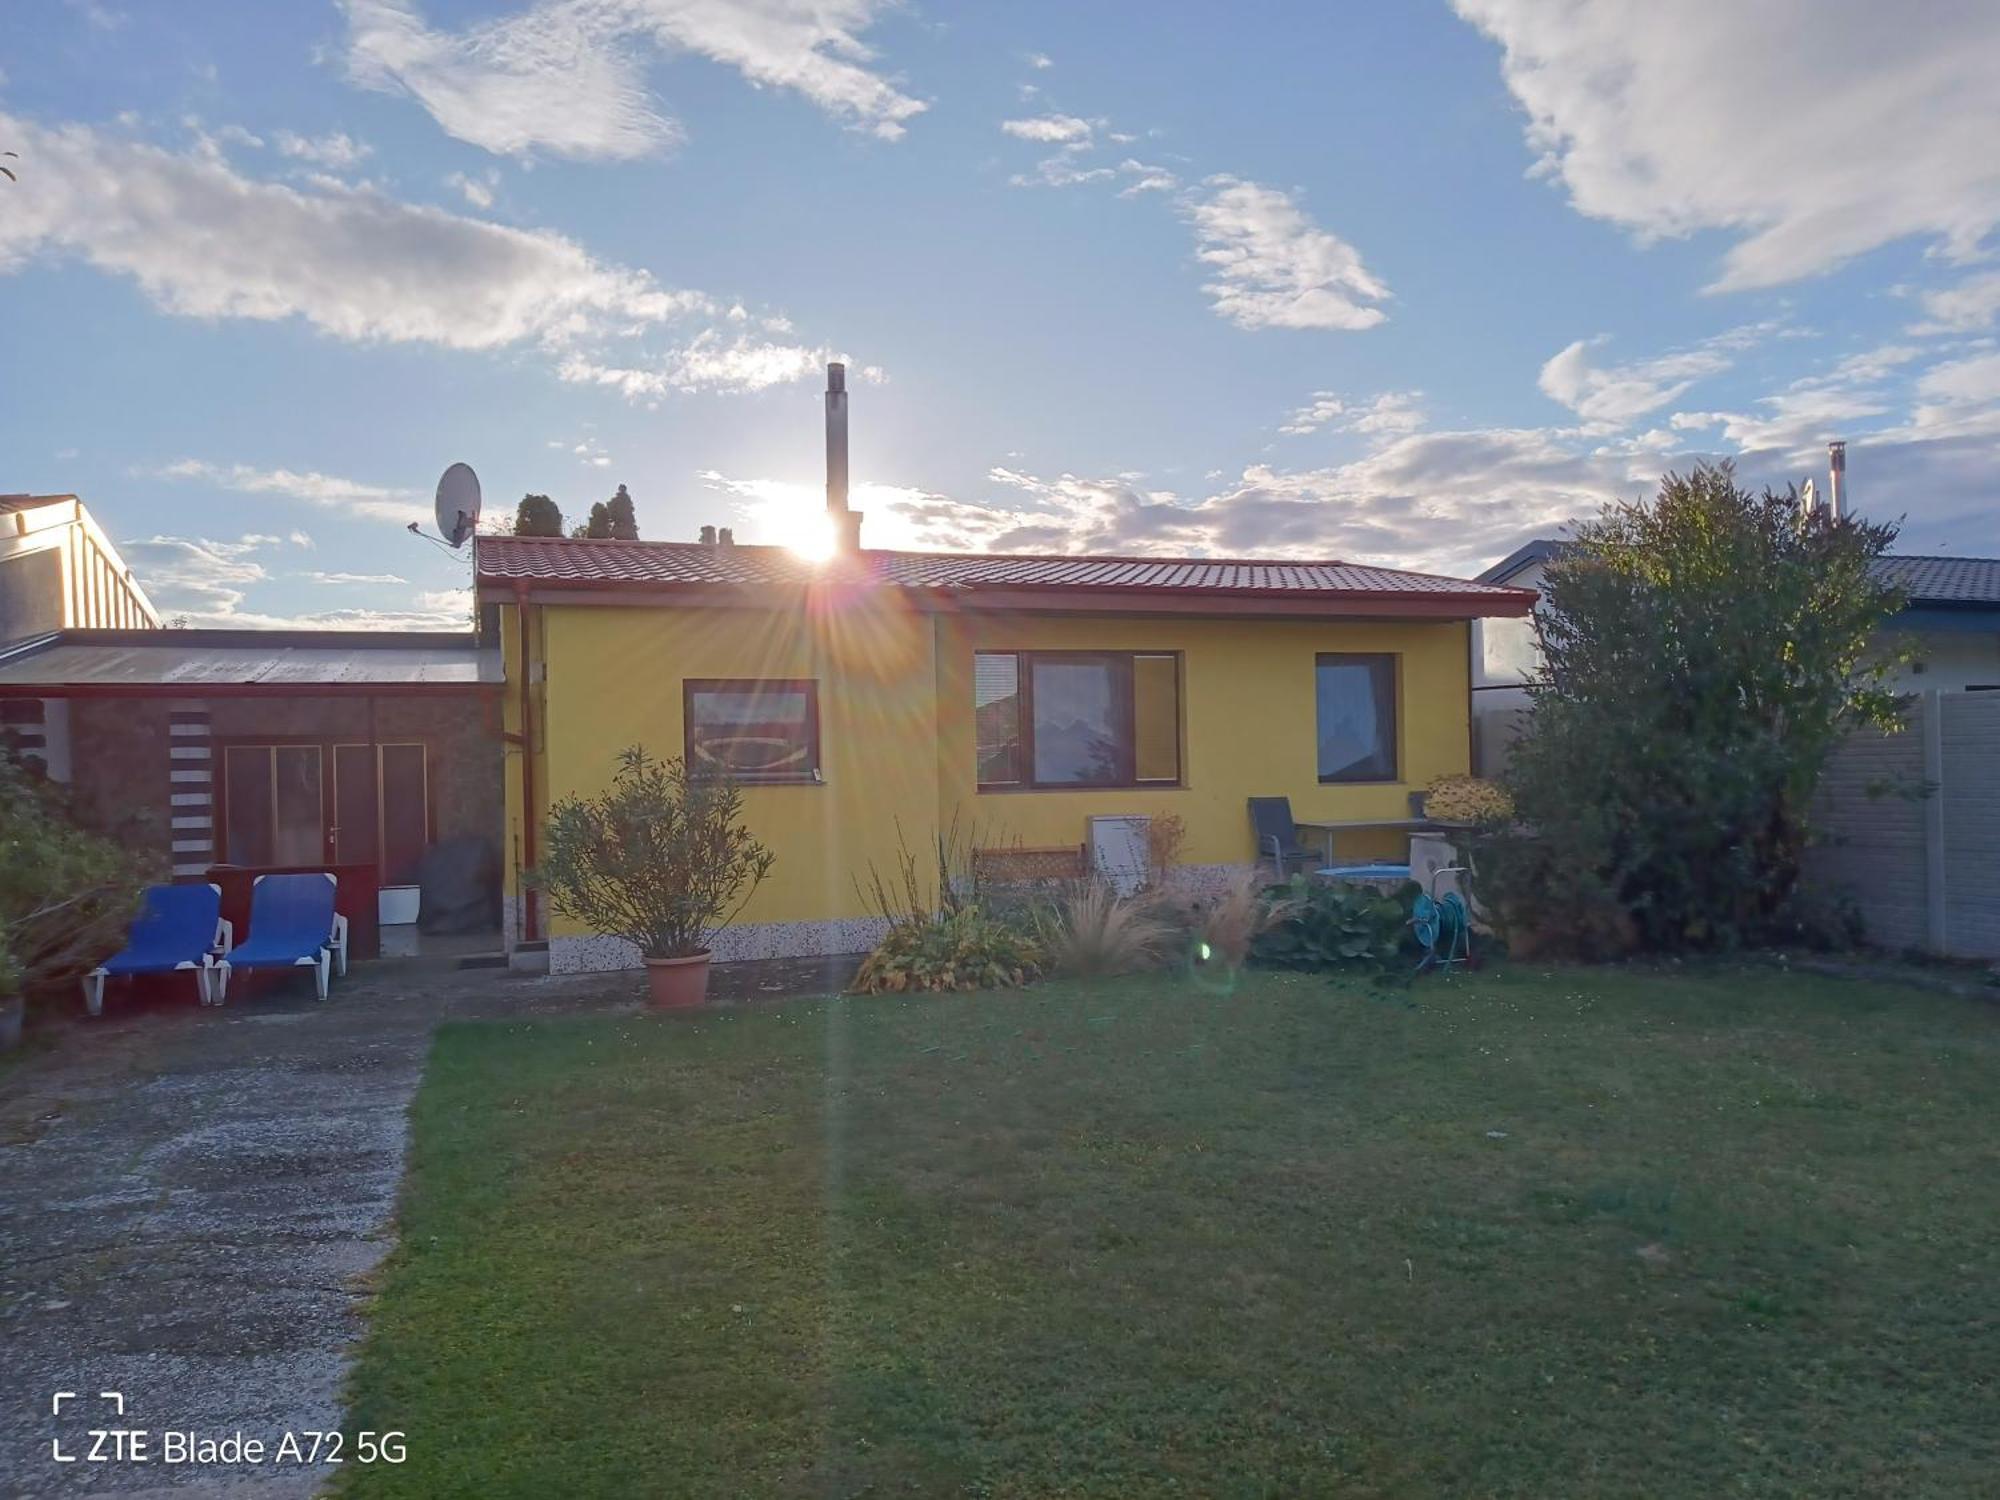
533 747 775 1009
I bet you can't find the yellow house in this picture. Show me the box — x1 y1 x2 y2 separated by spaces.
475 533 1533 972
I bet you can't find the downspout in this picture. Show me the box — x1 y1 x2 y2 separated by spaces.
513 581 539 940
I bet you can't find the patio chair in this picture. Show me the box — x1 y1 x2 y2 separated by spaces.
82 882 232 1015
1248 798 1322 879
213 873 348 1002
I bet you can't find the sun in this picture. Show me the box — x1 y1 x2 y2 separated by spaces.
787 513 838 562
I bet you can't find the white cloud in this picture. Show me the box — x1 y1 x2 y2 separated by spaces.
118 536 268 620
1279 393 1344 436
122 531 465 627
559 332 834 397
1280 389 1424 437
1667 340 1922 453
1000 114 1093 145
1115 159 1179 197
1538 334 1741 427
1911 271 2000 335
1181 177 1389 332
445 168 499 209
0 108 707 351
0 107 834 398
341 0 925 160
1024 52 1052 70
273 129 373 169
1453 0 2000 290
155 459 431 526
1905 352 2000 439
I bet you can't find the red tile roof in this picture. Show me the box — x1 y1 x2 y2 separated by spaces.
475 536 1535 618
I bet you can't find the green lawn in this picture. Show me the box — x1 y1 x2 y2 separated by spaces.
342 965 2000 1498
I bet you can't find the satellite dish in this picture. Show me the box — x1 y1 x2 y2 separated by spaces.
435 463 481 547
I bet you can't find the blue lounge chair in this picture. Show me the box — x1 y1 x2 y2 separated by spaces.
83 882 231 1015
214 873 348 1002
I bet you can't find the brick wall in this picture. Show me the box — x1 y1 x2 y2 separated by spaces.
63 693 501 879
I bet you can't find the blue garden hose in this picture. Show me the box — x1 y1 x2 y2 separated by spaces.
1412 886 1470 974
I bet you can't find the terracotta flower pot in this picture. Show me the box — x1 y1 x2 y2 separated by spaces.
644 951 712 1009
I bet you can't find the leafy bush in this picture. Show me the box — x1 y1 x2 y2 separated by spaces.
1496 464 1903 955
850 906 1041 993
0 754 151 998
1250 875 1410 972
532 747 774 959
1035 880 1176 977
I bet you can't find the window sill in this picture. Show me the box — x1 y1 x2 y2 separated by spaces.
977 783 1188 795
697 775 824 786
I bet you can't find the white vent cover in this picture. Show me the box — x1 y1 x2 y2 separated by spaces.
1088 815 1150 895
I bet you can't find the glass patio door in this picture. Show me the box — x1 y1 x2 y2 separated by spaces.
332 742 429 884
222 745 327 865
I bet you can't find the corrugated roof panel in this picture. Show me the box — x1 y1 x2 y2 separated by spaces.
0 641 502 689
474 537 1531 609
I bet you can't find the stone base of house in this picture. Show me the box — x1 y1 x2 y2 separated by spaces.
544 866 1271 975
549 916 894 975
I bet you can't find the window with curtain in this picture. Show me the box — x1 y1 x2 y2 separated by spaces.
974 651 1181 789
684 680 821 782
1315 654 1397 782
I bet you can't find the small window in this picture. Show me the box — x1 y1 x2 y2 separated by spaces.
685 680 821 783
975 654 1024 785
1315 654 1397 783
975 651 1181 790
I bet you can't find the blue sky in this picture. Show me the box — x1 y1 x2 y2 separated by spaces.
3 0 1998 627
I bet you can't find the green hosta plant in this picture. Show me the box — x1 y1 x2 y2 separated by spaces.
851 906 1042 994
532 747 774 960
1250 875 1411 972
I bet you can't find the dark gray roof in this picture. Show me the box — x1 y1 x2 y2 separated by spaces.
1477 539 2000 609
1474 539 1568 585
0 629 501 692
1875 555 2000 606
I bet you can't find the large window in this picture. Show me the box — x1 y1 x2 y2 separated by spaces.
975 651 1181 790
1315 654 1397 783
684 680 821 783
221 741 431 876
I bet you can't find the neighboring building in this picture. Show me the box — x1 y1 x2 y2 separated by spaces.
1 495 160 640
2 494 165 777
0 629 505 949
476 536 1535 971
1468 540 2000 770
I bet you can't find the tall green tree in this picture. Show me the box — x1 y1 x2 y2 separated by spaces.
511 493 564 537
603 483 639 540
1493 463 1904 953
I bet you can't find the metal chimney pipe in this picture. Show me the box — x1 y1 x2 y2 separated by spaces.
1827 440 1846 522
825 361 862 550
